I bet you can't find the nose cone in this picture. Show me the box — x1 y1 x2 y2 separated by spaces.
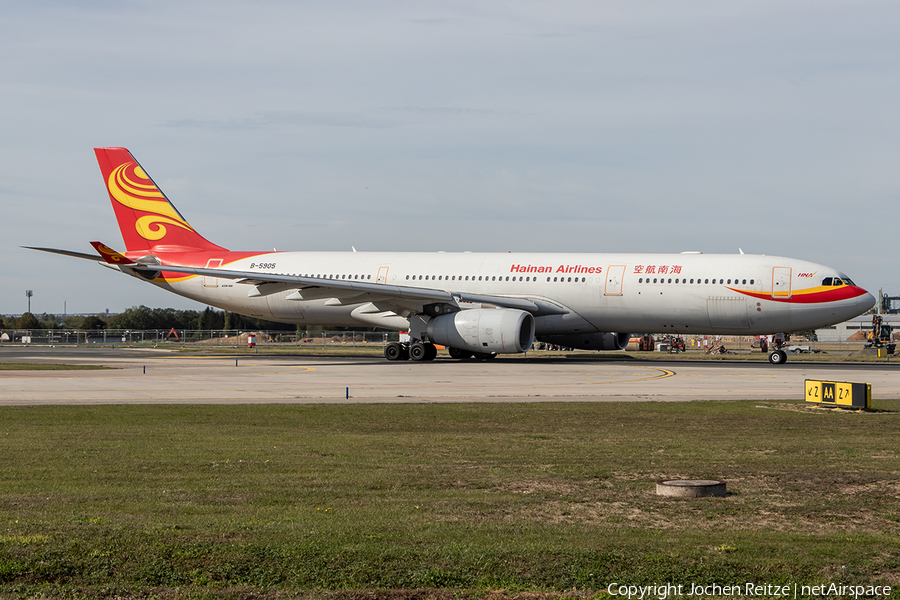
859 290 877 313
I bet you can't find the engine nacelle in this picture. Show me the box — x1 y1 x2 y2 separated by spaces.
538 332 631 351
427 309 536 354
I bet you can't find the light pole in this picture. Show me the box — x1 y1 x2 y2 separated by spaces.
25 290 33 314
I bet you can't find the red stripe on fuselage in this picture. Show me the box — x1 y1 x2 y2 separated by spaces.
729 286 868 304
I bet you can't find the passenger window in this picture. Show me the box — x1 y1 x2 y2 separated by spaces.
639 278 643 283
750 279 753 284
742 279 746 284
668 278 672 283
653 278 658 283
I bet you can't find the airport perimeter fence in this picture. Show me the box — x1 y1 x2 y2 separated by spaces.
0 329 401 348
0 329 886 356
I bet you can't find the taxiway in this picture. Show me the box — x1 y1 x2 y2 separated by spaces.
1 347 898 405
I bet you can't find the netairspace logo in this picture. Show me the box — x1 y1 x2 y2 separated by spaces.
605 582 892 599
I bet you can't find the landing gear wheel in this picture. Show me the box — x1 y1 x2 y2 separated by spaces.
473 352 497 361
409 342 426 361
448 347 473 360
424 343 437 361
384 342 404 361
768 350 787 365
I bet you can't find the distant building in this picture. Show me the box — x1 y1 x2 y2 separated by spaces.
815 314 900 342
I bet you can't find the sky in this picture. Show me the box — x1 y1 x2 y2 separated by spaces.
2 0 898 316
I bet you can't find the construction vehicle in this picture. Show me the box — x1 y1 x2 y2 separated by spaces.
866 315 896 355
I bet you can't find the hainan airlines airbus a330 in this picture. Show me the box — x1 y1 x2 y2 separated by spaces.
29 148 874 364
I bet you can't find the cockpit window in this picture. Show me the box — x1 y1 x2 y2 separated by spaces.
822 277 852 287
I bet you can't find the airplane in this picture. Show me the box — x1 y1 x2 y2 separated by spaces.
27 147 875 365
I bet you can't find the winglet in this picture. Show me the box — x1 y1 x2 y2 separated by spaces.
90 241 135 265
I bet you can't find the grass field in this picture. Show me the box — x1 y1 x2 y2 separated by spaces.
1 401 899 599
0 363 110 371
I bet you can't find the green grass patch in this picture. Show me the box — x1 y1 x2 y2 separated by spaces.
0 401 899 598
0 363 110 371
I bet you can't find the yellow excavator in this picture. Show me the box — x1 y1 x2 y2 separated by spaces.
866 315 896 355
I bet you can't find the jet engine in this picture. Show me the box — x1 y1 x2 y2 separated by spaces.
427 308 536 354
538 332 631 351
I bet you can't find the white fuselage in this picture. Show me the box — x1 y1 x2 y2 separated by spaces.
141 251 874 337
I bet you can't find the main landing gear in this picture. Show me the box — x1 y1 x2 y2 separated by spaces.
384 342 497 362
384 341 437 362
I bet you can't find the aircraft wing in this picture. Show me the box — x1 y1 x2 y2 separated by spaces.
126 262 558 315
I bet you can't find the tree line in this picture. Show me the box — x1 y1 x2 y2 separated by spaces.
0 306 300 331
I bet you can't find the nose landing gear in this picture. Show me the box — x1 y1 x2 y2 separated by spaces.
768 349 787 364
766 333 789 365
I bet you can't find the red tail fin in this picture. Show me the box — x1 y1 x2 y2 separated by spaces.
94 147 227 254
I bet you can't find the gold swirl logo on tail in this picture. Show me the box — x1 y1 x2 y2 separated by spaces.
95 243 122 262
108 162 195 241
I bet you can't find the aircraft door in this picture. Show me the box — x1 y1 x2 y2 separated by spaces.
203 258 224 287
772 267 792 299
604 265 626 296
377 266 389 284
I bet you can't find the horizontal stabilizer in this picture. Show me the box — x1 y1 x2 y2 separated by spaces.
90 241 135 265
23 246 103 261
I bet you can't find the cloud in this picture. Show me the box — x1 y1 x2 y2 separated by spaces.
2 0 899 312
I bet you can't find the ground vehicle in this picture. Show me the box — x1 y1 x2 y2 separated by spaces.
866 315 896 355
